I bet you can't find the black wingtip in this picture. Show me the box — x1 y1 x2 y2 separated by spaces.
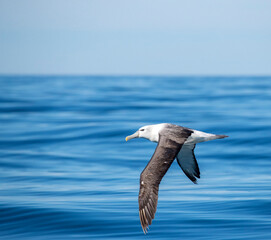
192 179 198 184
217 134 229 139
184 172 200 184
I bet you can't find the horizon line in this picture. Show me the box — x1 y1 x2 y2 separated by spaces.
0 73 270 78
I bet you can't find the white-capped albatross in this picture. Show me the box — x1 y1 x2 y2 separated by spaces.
125 123 228 233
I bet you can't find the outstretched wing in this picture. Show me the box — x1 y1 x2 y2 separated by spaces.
176 143 200 183
138 131 190 233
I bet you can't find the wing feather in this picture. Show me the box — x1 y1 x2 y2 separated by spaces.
176 144 200 183
138 128 192 233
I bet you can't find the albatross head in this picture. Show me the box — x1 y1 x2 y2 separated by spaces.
126 124 165 142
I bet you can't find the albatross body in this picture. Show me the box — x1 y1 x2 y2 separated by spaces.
126 123 228 233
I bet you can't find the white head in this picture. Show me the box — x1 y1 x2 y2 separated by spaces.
126 124 165 142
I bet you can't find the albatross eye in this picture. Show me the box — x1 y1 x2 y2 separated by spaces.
140 129 145 131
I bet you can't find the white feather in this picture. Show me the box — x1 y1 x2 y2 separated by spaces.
138 123 166 142
185 129 218 144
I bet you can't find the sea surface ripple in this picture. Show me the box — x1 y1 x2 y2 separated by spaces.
0 76 271 239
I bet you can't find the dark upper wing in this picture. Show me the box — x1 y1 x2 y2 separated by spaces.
138 129 191 233
176 143 200 184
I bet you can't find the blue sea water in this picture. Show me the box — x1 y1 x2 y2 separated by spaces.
0 76 271 240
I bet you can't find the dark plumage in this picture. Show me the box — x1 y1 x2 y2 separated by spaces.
177 144 200 183
126 123 228 233
138 127 192 233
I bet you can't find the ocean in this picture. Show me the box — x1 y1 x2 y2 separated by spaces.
0 76 270 239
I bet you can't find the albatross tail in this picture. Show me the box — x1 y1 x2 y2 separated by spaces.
202 133 229 142
185 130 228 144
215 134 228 139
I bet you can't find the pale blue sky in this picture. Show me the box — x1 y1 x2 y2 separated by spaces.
0 0 270 75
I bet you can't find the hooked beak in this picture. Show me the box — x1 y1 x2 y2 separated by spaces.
125 131 139 141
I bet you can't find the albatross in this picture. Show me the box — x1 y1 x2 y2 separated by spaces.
125 123 228 233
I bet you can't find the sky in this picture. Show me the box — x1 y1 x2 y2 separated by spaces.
0 0 270 76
